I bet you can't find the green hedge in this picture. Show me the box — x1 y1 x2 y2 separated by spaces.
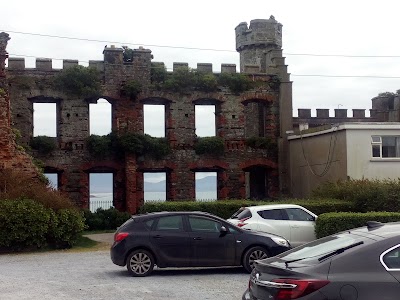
0 199 85 251
139 199 354 220
312 179 400 212
83 208 131 231
315 212 400 238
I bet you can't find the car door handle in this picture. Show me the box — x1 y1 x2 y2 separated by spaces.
193 237 203 240
153 235 162 239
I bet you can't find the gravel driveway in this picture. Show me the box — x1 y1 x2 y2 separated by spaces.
0 236 249 300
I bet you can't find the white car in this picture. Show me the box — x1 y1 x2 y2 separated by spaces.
227 204 317 248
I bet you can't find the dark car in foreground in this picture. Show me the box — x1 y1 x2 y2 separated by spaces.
243 221 400 300
111 211 290 276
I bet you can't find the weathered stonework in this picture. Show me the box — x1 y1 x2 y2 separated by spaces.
5 17 292 213
0 32 39 178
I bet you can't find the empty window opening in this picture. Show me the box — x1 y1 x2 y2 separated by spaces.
33 103 57 137
44 173 58 190
144 172 166 202
144 104 165 137
195 172 217 201
245 167 268 200
89 173 113 212
195 105 216 137
90 98 111 135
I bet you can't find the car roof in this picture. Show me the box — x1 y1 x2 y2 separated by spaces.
134 211 221 219
244 204 306 211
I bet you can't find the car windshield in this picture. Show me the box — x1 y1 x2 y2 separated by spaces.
275 233 373 263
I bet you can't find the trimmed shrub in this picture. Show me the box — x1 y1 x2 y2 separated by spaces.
315 212 400 238
83 208 131 231
0 199 53 250
48 208 86 248
312 179 400 212
139 199 354 220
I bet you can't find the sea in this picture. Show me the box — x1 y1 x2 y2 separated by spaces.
89 191 217 212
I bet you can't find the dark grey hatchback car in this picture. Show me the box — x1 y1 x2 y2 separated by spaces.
243 221 400 300
110 211 290 276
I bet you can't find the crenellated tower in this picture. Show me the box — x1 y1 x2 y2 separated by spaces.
235 16 282 73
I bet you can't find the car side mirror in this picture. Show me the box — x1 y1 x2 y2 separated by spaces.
220 226 228 235
308 216 316 221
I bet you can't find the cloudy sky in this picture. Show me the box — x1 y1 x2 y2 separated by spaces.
4 0 400 136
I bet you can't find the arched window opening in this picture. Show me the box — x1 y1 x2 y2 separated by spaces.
195 105 216 137
89 98 111 135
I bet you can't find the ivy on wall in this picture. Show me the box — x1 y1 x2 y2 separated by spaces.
245 136 277 152
30 136 57 155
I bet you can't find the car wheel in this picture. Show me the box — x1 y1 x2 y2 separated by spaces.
243 246 269 273
126 249 155 277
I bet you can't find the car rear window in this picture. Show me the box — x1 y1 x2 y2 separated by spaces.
231 208 252 220
277 233 374 263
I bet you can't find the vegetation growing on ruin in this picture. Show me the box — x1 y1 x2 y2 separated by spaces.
54 65 101 98
120 80 142 100
245 136 277 152
150 66 258 94
30 136 57 155
0 87 6 97
194 136 225 155
87 132 171 160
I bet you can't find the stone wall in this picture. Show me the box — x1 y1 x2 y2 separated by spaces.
0 32 38 178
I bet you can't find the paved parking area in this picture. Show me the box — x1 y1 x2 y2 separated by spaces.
0 248 249 300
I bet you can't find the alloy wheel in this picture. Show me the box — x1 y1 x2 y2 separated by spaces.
129 252 152 275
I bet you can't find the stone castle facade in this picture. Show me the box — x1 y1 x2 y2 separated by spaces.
1 17 293 213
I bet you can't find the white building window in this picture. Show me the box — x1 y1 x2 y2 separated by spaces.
372 136 400 158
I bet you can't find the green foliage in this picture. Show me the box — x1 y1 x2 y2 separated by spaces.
246 137 277 152
0 87 6 97
122 46 134 62
86 132 170 160
86 134 115 158
83 208 130 231
218 73 254 94
121 80 142 100
315 212 400 238
54 65 101 98
30 136 56 155
10 76 35 90
0 199 52 250
140 199 354 220
195 136 225 155
152 68 255 94
268 75 280 90
119 133 171 159
47 208 86 248
151 63 168 84
312 179 400 212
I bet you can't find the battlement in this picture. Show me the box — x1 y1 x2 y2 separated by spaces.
296 108 380 119
235 16 282 51
293 108 381 129
7 56 239 74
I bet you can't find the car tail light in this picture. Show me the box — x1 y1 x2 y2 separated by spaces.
114 232 129 242
272 279 330 299
237 216 250 227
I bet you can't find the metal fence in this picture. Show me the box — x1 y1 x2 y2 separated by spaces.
89 199 114 213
